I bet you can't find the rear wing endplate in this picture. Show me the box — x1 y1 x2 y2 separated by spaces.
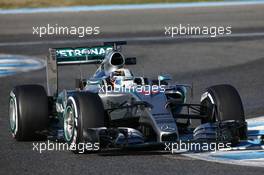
46 46 113 96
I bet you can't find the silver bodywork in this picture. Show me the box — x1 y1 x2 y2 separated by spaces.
47 44 184 144
98 91 179 142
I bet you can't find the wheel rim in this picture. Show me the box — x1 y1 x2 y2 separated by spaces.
9 97 17 133
201 97 216 123
64 106 75 141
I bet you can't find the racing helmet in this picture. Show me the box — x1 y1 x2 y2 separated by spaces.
109 68 134 88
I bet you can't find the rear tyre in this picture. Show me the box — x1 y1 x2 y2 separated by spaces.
9 85 48 141
64 92 105 153
200 84 247 142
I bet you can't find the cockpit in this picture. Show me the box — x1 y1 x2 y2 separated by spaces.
109 68 134 89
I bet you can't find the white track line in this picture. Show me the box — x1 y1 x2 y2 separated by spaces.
165 116 264 167
0 32 264 47
180 151 264 167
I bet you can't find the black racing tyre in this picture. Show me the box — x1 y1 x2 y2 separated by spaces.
63 92 105 153
200 84 245 122
9 85 48 141
200 84 247 141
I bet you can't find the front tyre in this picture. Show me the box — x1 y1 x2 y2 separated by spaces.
200 84 247 142
64 92 105 153
9 85 48 141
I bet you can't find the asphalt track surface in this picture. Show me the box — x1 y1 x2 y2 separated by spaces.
0 4 264 175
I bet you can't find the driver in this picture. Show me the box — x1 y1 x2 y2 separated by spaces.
109 68 134 89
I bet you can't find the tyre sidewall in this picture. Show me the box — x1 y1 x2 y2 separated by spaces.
9 85 48 141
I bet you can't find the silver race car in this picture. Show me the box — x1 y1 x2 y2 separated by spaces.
9 41 249 153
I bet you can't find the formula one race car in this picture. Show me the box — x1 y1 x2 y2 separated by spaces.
9 41 250 153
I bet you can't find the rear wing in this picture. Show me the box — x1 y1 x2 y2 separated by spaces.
46 45 113 96
55 46 113 65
